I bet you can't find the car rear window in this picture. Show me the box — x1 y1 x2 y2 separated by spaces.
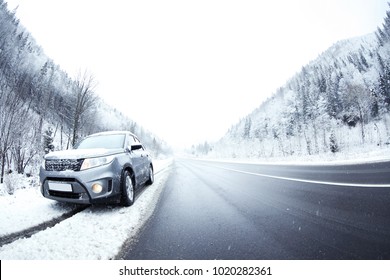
76 134 126 149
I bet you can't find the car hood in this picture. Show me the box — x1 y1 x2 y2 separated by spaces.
44 148 124 160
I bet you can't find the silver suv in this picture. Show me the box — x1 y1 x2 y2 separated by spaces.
39 131 154 206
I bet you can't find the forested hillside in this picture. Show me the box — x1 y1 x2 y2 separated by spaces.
0 1 169 183
204 5 390 160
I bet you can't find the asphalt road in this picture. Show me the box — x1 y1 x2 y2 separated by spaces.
123 158 390 260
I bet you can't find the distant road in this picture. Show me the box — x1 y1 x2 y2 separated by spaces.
122 158 390 260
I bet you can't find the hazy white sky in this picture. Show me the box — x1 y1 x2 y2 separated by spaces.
5 0 389 148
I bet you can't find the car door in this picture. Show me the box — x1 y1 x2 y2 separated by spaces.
133 136 150 181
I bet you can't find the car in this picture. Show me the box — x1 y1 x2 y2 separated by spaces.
39 131 154 206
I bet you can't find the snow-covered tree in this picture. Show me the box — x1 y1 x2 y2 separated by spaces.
329 131 339 153
43 127 55 154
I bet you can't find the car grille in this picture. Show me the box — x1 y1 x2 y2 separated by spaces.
48 190 82 199
45 159 83 171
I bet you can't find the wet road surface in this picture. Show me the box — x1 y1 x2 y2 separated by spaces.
123 158 390 260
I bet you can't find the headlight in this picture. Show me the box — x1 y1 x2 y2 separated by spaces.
80 155 115 170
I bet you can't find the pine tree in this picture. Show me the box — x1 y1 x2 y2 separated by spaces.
329 132 339 153
359 50 369 70
43 127 55 154
378 63 390 109
376 4 390 45
243 117 252 139
382 8 390 41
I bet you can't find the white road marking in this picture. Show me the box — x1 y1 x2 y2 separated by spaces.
216 166 390 188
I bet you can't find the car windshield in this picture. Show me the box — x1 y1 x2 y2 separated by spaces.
76 134 125 149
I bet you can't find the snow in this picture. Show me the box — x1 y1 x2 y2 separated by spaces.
45 148 120 159
0 158 173 260
200 31 390 163
1 150 389 260
202 144 390 166
0 188 78 237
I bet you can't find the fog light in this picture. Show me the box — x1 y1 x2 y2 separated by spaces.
91 183 103 194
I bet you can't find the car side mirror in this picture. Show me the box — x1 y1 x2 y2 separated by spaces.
130 144 143 151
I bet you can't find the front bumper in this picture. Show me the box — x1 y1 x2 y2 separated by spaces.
40 161 122 204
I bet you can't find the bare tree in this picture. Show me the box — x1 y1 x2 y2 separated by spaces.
0 84 28 182
11 115 40 174
71 71 98 147
343 83 373 144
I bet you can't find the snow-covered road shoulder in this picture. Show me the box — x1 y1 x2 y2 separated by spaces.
0 188 80 238
0 158 173 259
193 146 390 166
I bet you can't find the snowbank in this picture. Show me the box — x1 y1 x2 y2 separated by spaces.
0 188 79 237
0 158 173 259
203 145 390 166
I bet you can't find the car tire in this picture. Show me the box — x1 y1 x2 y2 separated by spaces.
121 170 135 207
146 165 154 185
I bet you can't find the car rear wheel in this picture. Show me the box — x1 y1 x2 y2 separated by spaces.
121 170 134 206
146 165 154 185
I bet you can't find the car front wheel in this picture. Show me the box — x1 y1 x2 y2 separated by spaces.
121 170 135 206
146 165 154 185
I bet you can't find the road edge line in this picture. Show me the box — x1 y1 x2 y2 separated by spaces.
217 166 390 188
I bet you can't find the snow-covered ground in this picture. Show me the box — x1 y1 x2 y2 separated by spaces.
0 187 79 237
1 149 389 260
0 158 173 260
202 145 390 166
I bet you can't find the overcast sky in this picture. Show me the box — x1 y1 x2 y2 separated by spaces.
6 0 389 148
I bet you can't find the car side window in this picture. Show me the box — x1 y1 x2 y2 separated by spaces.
133 136 145 150
126 135 145 151
126 135 134 148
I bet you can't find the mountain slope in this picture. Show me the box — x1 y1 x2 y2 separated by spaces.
0 1 169 182
209 10 390 160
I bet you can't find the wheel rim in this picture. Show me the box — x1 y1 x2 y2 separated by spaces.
126 175 134 201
